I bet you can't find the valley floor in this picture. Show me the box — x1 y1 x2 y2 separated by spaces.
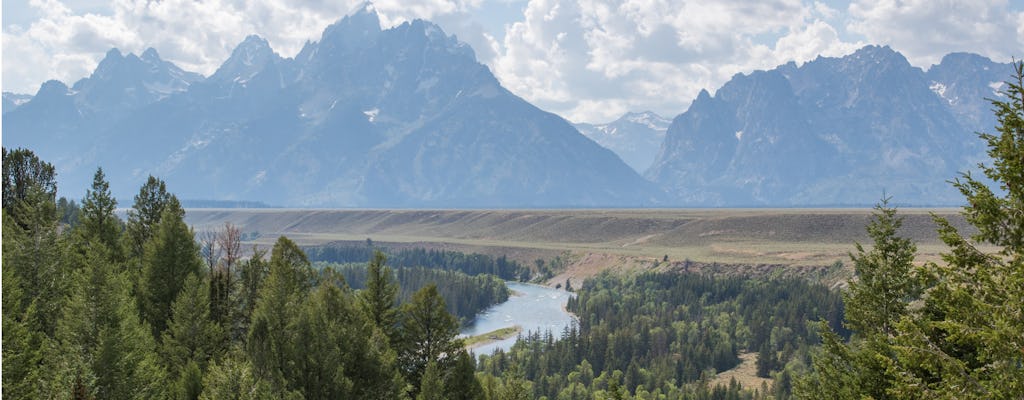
184 208 983 284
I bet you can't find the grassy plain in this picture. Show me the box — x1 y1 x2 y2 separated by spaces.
184 208 980 283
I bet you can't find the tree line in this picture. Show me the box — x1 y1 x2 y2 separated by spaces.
305 244 531 281
320 261 509 325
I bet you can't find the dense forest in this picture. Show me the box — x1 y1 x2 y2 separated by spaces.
3 63 1021 399
306 245 531 281
1 154 493 399
319 261 509 325
474 272 845 399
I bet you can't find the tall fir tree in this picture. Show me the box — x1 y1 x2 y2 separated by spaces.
247 236 315 391
360 250 400 342
398 284 465 398
139 197 204 337
77 167 124 262
162 273 223 380
124 176 173 261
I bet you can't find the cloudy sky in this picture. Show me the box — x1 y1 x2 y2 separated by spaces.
3 0 1023 122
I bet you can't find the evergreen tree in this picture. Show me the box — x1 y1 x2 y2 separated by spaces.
58 239 167 399
162 273 223 380
446 350 484 400
247 236 315 390
235 246 269 340
417 361 447 400
125 176 173 261
139 197 204 337
361 250 400 341
199 353 276 400
398 284 464 397
845 199 919 337
2 147 57 228
77 167 124 262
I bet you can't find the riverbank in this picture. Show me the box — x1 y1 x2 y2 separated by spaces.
464 326 522 350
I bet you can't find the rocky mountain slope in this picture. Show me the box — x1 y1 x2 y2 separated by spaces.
646 45 1012 206
3 5 659 207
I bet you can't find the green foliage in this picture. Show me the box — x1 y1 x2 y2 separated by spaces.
139 197 204 337
125 175 174 261
58 238 167 399
480 271 841 399
845 199 920 336
306 244 530 280
247 237 315 388
3 156 478 400
78 167 124 261
199 353 275 400
234 246 269 340
2 147 57 228
333 262 510 324
446 350 485 400
361 250 400 341
399 284 466 397
417 361 447 400
162 274 224 380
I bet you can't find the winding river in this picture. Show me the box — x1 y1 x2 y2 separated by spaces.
461 282 577 355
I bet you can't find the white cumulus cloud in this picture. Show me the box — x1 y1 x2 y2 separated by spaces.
847 0 1024 67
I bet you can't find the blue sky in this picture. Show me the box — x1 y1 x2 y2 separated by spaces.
4 0 1023 122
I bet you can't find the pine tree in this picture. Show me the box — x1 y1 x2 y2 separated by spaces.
77 167 124 262
247 236 314 390
162 273 223 380
124 176 173 261
445 350 484 400
361 250 400 342
417 361 447 400
398 284 464 397
2 147 57 228
58 239 167 399
139 197 204 337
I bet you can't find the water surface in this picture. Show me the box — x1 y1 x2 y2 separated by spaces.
461 282 576 355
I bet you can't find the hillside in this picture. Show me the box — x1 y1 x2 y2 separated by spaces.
184 208 977 270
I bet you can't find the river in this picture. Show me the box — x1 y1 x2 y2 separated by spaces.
460 282 577 356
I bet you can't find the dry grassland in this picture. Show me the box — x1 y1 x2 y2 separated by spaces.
184 208 980 282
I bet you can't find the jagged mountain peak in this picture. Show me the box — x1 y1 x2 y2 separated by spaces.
321 3 382 47
210 34 280 83
141 47 161 62
34 80 71 98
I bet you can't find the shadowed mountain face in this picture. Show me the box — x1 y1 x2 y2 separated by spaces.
647 45 1012 206
3 5 660 207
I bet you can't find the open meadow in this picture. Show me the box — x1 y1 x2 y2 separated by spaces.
185 207 980 284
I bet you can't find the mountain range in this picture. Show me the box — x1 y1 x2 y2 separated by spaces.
646 46 1011 206
1 7 1013 207
2 5 657 207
